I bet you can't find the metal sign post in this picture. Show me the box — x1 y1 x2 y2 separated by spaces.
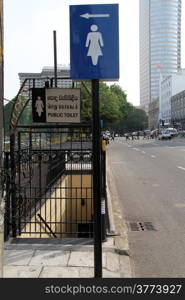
0 0 3 278
70 3 119 278
92 79 102 277
53 30 57 88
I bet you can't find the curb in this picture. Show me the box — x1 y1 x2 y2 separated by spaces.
106 156 129 251
106 151 132 268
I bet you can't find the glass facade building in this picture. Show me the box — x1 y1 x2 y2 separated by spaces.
140 0 181 114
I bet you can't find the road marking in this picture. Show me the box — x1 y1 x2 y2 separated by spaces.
180 149 185 151
174 203 185 208
132 148 140 151
151 183 160 187
177 166 185 171
141 151 146 154
151 155 156 158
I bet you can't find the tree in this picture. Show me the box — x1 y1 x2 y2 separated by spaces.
80 81 128 127
4 99 14 136
111 105 148 134
99 82 123 127
124 107 148 132
4 96 32 136
110 84 128 118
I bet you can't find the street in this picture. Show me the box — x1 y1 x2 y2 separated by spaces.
108 136 185 277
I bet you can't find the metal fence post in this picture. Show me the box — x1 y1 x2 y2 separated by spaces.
4 152 10 241
10 133 16 237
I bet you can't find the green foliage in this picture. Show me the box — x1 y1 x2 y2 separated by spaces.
80 81 129 127
4 99 14 136
127 107 148 131
4 97 32 136
19 103 32 126
113 106 148 133
99 83 122 126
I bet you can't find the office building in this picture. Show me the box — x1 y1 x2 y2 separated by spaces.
19 65 72 91
140 0 181 114
171 89 185 128
160 70 185 124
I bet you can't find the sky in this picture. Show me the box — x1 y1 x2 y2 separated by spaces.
3 0 185 106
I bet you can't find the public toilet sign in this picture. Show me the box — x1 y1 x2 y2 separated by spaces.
32 88 80 123
70 4 119 80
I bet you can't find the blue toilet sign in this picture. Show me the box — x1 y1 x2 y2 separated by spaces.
70 4 119 80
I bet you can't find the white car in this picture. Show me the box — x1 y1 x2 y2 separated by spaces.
158 130 172 140
166 128 178 137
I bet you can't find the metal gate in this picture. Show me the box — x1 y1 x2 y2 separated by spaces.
5 125 94 238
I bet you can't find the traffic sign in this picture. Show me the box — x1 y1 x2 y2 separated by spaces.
70 4 119 80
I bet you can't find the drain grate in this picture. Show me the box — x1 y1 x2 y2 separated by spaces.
129 222 140 231
127 222 156 231
144 222 156 231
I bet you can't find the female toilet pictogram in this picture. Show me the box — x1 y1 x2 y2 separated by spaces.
35 96 44 117
85 24 104 66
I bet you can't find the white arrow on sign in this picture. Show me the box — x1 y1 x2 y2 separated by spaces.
80 13 110 19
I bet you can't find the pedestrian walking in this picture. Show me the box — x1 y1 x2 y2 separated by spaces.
125 133 130 141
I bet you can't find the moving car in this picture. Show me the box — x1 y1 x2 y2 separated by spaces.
166 128 178 137
158 129 172 140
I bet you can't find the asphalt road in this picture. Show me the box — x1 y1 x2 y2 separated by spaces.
108 136 185 277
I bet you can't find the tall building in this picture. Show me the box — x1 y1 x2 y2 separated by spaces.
140 0 181 114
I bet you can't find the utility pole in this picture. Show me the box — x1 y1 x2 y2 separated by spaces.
0 0 4 278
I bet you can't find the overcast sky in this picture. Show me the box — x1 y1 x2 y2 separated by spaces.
3 0 185 106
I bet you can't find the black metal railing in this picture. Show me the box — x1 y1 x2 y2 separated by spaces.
5 125 97 238
4 124 109 240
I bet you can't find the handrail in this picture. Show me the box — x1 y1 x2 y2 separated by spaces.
37 214 57 238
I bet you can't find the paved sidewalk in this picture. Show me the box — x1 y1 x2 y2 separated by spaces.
3 237 131 278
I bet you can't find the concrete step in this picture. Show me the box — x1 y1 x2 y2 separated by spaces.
5 237 115 252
